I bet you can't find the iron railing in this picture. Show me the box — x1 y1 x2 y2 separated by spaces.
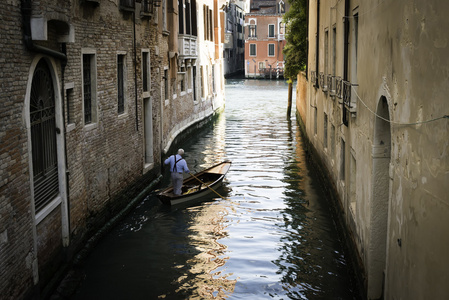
343 80 352 108
336 76 342 99
30 60 59 212
310 70 317 88
319 72 327 91
327 74 335 96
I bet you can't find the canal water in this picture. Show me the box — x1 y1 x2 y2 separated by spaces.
67 79 360 299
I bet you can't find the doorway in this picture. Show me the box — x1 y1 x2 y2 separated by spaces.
369 96 391 299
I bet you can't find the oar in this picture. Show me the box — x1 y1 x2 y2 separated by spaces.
189 172 228 200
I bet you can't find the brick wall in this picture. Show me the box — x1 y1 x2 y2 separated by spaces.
0 1 164 298
1 0 223 298
0 1 36 298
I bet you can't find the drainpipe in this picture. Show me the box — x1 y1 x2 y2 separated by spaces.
343 0 350 126
315 0 319 87
133 11 139 131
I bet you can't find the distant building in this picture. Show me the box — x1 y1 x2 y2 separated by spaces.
223 1 245 77
0 0 224 298
244 0 288 79
297 0 449 299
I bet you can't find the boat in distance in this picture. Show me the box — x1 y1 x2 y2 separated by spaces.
157 161 232 205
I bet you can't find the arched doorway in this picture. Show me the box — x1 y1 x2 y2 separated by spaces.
369 96 391 299
27 56 69 286
30 59 59 211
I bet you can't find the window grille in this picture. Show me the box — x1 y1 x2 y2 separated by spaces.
117 55 125 114
250 44 256 56
343 81 352 108
30 59 59 212
249 24 256 37
83 54 92 124
142 52 149 92
268 44 275 56
336 76 342 98
268 24 275 38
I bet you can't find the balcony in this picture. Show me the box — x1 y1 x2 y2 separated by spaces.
343 80 357 115
120 0 135 12
327 75 335 97
141 0 155 18
178 35 197 59
336 76 342 100
319 72 327 92
224 32 233 49
310 71 318 88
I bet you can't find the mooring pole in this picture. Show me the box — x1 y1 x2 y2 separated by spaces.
287 78 293 118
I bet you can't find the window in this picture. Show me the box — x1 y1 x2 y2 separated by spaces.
331 124 335 157
324 113 328 148
163 68 169 101
325 30 329 77
82 53 97 125
193 66 197 100
200 66 204 98
268 24 275 38
249 20 256 37
268 44 275 56
120 0 135 11
354 13 358 70
203 5 213 41
144 97 153 165
350 153 356 216
178 0 184 34
279 0 285 13
142 0 153 14
258 62 265 69
340 138 346 181
117 54 126 114
209 8 213 41
212 64 216 94
206 65 210 95
203 5 207 40
187 66 192 91
249 44 256 56
162 0 167 32
332 26 336 75
180 71 186 93
191 0 197 36
142 51 150 93
279 22 285 35
30 59 59 212
66 86 74 125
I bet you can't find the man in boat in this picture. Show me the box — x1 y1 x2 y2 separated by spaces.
164 149 190 195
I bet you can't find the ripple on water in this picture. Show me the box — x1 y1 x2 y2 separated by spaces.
69 79 360 300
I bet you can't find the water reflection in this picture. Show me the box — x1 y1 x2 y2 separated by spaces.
68 79 359 300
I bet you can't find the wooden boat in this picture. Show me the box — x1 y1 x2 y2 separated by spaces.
157 161 232 205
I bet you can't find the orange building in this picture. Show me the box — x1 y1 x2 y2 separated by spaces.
244 0 289 78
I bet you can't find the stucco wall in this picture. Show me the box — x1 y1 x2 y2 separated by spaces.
304 0 449 299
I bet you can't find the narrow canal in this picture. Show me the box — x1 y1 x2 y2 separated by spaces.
67 79 360 299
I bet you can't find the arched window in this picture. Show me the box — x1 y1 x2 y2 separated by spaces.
30 59 59 212
249 19 256 37
279 0 285 13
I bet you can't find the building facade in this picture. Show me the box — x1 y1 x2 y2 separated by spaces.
0 0 224 298
223 1 245 77
297 0 449 299
244 0 288 79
